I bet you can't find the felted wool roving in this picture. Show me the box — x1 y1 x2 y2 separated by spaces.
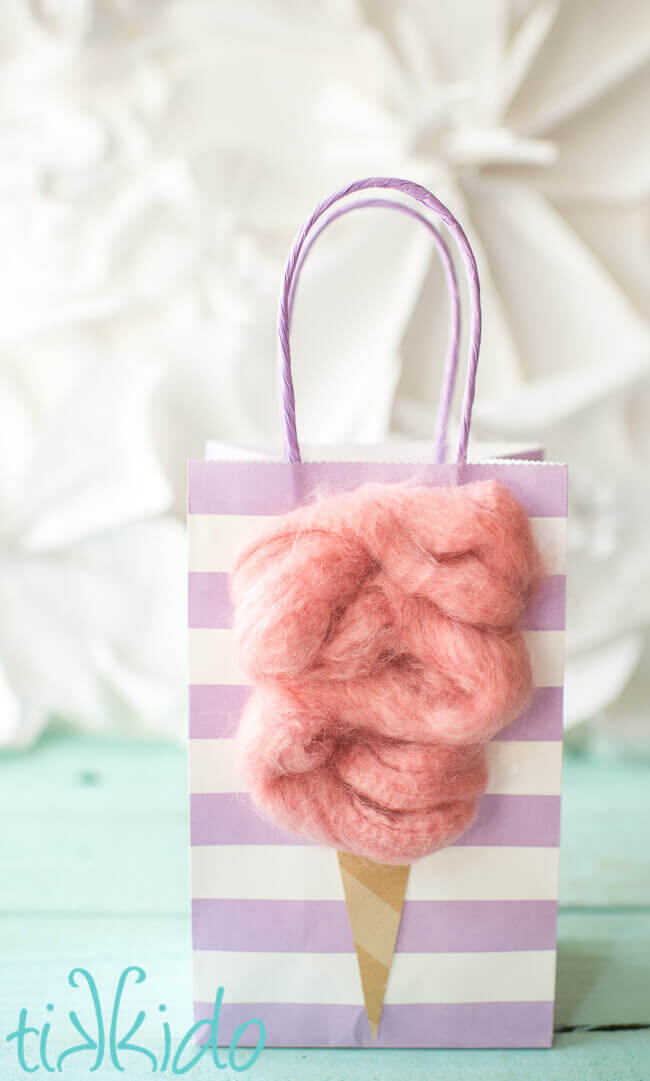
231 479 542 864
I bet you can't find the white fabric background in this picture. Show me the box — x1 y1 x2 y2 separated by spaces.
0 0 648 749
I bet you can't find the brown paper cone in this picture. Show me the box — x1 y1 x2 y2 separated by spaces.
337 850 410 1039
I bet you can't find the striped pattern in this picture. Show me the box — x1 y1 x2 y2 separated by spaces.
188 739 563 796
187 459 567 1048
187 627 565 686
189 792 562 847
191 1000 555 1049
190 845 560 901
191 898 559 952
188 513 567 574
188 460 567 517
187 571 566 629
192 947 557 1005
188 684 564 741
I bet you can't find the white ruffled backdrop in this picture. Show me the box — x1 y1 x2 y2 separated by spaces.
1 0 649 751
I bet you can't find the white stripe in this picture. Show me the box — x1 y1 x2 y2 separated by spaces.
188 514 567 576
189 739 563 796
191 845 560 902
188 628 565 687
188 628 241 684
485 740 562 795
530 517 567 574
524 631 565 687
192 949 557 1005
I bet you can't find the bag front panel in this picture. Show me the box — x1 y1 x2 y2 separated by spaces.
187 459 567 1048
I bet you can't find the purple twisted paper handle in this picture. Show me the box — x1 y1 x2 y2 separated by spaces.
278 177 482 465
286 198 461 464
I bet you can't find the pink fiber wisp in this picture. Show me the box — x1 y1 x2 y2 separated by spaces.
231 479 542 864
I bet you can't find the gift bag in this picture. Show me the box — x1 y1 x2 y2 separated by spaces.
187 178 566 1050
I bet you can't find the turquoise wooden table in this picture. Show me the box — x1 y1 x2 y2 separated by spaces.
1 733 649 1079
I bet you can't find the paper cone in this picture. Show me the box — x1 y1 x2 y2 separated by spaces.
338 850 410 1038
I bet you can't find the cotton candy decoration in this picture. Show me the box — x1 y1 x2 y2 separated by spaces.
231 478 541 865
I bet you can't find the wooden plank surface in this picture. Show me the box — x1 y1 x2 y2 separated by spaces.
0 732 648 1079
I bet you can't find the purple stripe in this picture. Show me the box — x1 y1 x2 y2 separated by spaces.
188 461 567 518
189 684 251 738
191 999 554 1048
519 576 565 630
188 572 565 631
493 686 563 741
452 795 560 847
188 573 233 629
190 793 561 847
192 898 557 953
189 685 562 741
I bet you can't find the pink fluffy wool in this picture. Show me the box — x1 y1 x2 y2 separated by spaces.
231 479 542 864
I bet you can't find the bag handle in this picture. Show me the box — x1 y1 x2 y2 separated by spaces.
285 198 461 464
278 177 481 466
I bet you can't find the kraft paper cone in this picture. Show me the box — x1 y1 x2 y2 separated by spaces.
337 850 410 1039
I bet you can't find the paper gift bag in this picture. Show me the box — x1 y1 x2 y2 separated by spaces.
187 178 566 1050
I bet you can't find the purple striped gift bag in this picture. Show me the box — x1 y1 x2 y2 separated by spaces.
187 178 566 1049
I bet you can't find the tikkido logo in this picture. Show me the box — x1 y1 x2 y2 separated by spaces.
5 967 265 1075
